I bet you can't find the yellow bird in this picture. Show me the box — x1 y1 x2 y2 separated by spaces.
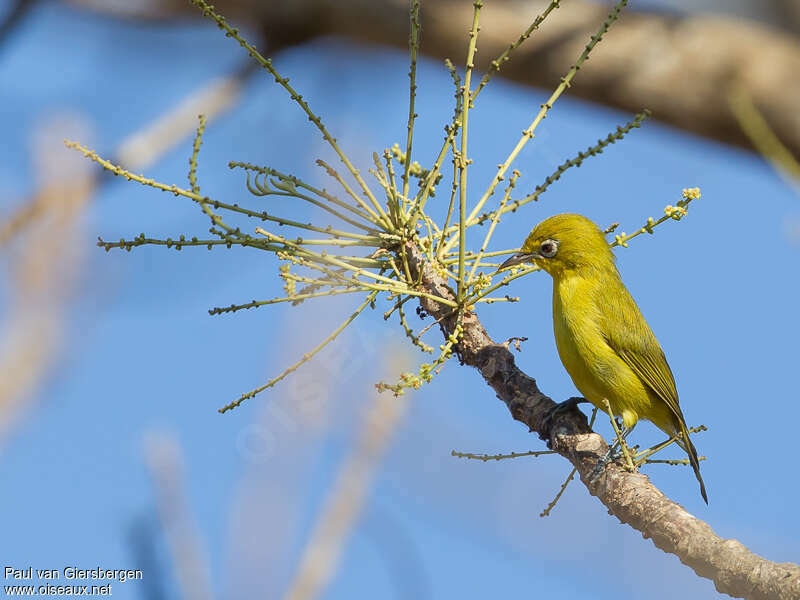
501 213 707 503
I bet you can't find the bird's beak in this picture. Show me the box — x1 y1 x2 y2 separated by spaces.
499 252 538 270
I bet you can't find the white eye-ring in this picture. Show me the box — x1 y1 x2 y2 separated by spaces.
539 239 558 258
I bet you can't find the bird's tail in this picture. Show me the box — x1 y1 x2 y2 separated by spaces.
676 420 708 504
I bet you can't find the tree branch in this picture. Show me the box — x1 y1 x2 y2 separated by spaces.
63 0 800 156
143 0 799 159
772 0 800 33
403 241 800 600
64 0 800 156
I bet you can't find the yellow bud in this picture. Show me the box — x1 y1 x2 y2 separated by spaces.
681 187 701 200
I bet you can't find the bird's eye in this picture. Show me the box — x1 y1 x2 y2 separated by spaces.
539 239 558 258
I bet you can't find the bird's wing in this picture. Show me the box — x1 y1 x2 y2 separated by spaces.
598 284 706 502
615 346 684 421
599 284 685 422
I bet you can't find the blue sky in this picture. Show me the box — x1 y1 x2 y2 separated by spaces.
1 2 798 599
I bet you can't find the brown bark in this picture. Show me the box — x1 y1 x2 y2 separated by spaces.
258 0 800 158
69 0 800 159
775 0 800 32
403 241 800 600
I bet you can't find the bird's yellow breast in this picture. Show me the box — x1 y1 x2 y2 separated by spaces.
552 272 664 429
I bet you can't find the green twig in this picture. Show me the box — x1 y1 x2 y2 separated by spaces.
443 0 630 254
472 1 562 100
316 159 389 229
484 109 651 222
457 1 483 306
188 114 205 194
540 407 598 517
208 288 366 315
468 169 520 281
403 0 421 204
220 291 379 412
610 188 700 248
190 0 383 224
230 161 382 231
398 302 434 353
97 234 280 253
451 449 555 461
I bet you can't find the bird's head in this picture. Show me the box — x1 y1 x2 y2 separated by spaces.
500 213 615 277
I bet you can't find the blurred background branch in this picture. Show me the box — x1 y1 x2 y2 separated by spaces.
282 349 412 600
0 114 92 450
144 432 215 600
0 61 246 449
59 0 800 158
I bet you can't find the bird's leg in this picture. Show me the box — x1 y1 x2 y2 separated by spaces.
608 427 636 473
602 399 636 472
618 427 636 471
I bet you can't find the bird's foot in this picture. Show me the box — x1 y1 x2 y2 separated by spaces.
588 446 618 482
588 440 635 482
541 396 588 437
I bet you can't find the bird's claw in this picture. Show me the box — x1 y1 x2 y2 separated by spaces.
588 445 624 483
541 396 588 440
